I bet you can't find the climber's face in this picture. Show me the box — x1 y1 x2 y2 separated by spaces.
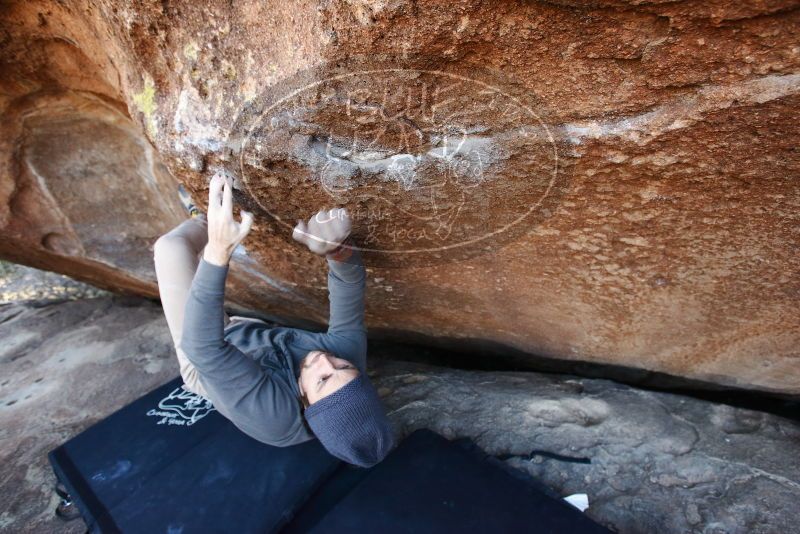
298 350 359 405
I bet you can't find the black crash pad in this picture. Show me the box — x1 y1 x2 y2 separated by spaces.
49 377 340 533
50 377 611 533
285 429 610 534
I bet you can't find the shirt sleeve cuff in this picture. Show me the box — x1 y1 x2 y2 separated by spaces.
327 254 364 283
194 257 230 291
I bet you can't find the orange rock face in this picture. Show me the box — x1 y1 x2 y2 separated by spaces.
1 1 798 394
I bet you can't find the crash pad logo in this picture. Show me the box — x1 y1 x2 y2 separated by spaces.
226 55 568 267
146 387 216 426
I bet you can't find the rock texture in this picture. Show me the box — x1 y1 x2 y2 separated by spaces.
0 260 109 304
1 1 799 394
0 297 178 534
0 88 184 297
373 359 800 534
1 295 798 533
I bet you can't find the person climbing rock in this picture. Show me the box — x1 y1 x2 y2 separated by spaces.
152 171 395 467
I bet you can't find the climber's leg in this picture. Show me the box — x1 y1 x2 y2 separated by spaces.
153 215 229 397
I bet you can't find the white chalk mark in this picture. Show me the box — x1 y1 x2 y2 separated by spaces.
561 73 800 146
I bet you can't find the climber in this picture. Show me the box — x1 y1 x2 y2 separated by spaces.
152 171 394 467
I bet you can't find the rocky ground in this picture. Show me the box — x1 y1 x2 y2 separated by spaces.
0 261 109 304
0 268 798 533
0 297 175 533
375 360 800 534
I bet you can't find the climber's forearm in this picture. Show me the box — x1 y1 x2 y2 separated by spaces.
180 258 230 366
326 244 366 334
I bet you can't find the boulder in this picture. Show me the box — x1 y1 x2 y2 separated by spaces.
1 1 798 394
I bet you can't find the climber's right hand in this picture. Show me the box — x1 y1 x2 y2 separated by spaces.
203 171 253 266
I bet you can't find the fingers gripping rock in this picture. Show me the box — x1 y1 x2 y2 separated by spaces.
293 208 351 256
203 171 254 266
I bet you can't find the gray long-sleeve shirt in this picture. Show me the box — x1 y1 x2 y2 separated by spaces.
180 250 367 447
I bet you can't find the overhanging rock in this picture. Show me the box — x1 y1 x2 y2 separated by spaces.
0 0 798 394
